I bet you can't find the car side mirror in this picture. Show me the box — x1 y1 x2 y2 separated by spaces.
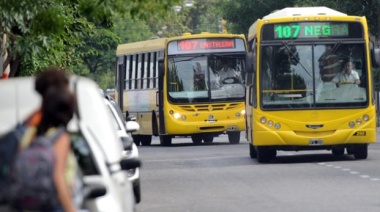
120 158 141 170
83 184 107 200
126 121 140 133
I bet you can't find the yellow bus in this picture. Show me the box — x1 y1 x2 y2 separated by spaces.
245 7 380 162
115 33 247 146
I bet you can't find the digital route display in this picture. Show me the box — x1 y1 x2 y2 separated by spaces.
177 39 235 51
274 22 349 39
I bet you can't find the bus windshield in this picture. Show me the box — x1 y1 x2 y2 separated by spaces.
168 55 245 103
261 42 368 109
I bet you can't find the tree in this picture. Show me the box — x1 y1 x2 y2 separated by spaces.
0 0 181 78
220 0 295 34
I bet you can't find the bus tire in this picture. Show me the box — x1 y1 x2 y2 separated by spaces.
228 132 240 144
256 146 276 163
191 135 202 144
141 135 152 146
132 135 141 146
332 146 345 156
353 144 368 159
160 135 172 146
203 134 214 143
152 110 159 136
249 143 257 158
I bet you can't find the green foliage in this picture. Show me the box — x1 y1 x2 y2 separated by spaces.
220 0 295 34
0 0 181 79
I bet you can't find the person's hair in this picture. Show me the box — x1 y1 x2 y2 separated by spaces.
37 87 76 135
35 67 69 96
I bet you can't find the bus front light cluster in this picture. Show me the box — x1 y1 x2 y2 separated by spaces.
348 114 370 128
174 112 181 119
260 116 281 130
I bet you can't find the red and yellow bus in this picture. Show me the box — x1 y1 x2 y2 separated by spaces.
115 33 247 146
245 7 380 162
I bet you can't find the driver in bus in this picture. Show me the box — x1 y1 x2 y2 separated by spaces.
218 58 241 84
332 59 360 86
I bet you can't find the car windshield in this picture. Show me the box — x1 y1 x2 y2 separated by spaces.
260 42 368 109
167 55 246 103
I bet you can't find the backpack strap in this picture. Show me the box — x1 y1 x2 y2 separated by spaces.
20 126 66 149
45 127 66 145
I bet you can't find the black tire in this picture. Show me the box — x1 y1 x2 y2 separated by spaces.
332 147 345 156
203 134 214 143
191 135 202 144
346 145 354 154
132 135 141 146
228 132 240 144
256 146 276 163
140 135 152 146
160 135 172 146
353 144 368 159
249 143 257 159
133 179 141 204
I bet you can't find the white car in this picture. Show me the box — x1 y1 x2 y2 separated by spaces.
104 96 142 204
0 76 139 212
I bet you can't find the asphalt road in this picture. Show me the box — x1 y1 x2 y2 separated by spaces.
136 131 380 212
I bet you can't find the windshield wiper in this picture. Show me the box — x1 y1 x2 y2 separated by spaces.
282 41 312 78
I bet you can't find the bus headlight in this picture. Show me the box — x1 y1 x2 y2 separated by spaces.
363 114 369 122
356 118 362 125
267 120 274 127
241 110 246 116
181 115 187 120
349 121 355 128
274 123 281 130
235 112 241 118
260 117 267 124
174 112 181 119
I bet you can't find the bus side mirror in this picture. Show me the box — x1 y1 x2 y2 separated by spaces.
371 47 380 68
246 53 255 73
248 85 254 106
158 59 164 76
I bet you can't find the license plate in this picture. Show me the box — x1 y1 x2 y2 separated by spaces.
309 139 323 146
227 125 238 131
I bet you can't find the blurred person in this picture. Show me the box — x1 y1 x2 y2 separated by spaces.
9 67 77 212
332 59 360 86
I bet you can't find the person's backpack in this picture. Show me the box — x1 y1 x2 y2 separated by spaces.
0 122 27 203
8 127 65 210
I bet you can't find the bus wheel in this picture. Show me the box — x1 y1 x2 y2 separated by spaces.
203 134 214 143
332 147 345 156
228 132 240 144
141 135 152 146
249 143 257 159
256 146 276 163
160 135 172 146
353 144 368 159
346 145 354 154
191 135 202 144
132 135 141 146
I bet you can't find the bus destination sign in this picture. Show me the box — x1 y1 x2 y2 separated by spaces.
274 22 349 39
177 39 235 51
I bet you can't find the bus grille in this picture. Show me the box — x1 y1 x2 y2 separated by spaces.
179 103 241 112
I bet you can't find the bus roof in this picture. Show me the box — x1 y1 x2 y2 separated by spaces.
116 33 246 56
263 7 347 19
248 7 348 40
116 37 168 56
